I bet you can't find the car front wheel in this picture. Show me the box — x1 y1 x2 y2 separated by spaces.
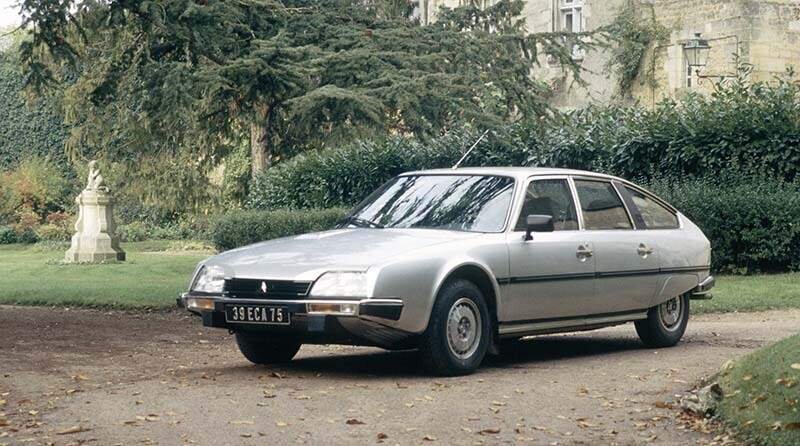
419 279 491 376
635 293 690 348
234 332 302 365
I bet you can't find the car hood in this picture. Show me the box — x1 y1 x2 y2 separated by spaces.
205 228 480 281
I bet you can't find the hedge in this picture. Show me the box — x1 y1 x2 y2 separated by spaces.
246 126 532 210
211 208 347 251
644 175 800 274
247 74 800 211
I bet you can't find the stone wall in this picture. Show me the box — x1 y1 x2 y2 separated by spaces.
418 0 800 108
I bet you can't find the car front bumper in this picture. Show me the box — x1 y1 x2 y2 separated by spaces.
177 293 411 348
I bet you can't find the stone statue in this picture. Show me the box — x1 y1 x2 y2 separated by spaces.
85 160 108 192
65 160 125 263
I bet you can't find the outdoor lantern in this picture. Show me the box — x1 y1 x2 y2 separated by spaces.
683 33 711 67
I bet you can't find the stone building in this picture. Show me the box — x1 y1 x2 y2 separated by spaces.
419 0 800 108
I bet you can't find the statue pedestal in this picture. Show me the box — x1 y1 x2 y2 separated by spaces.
64 190 126 263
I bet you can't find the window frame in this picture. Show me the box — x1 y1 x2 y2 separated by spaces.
510 175 582 233
571 176 635 231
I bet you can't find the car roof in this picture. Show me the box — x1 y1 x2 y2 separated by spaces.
401 166 623 182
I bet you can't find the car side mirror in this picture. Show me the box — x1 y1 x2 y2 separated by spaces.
524 214 554 241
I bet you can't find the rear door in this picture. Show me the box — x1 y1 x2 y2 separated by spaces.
572 178 660 314
618 183 697 304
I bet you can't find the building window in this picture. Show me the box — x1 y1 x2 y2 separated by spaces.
559 0 583 33
558 0 584 60
686 61 698 88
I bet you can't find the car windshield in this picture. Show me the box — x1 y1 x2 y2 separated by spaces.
344 174 515 233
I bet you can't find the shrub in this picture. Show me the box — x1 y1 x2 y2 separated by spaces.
212 208 347 251
0 226 17 244
0 156 74 225
644 175 800 273
117 217 213 242
247 125 534 210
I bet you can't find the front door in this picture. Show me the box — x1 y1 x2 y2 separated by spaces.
503 177 596 322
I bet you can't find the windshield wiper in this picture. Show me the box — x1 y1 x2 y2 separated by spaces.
342 216 384 229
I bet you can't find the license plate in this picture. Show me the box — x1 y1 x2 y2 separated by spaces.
225 305 290 325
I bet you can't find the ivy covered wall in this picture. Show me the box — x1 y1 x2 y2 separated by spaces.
0 51 69 171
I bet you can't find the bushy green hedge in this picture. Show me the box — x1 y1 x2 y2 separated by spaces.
246 126 532 210
211 208 347 251
645 176 800 273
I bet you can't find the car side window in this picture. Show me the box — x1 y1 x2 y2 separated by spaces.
623 186 679 229
574 180 632 230
514 179 579 231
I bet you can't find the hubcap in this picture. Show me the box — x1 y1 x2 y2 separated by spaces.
658 296 683 330
446 298 482 359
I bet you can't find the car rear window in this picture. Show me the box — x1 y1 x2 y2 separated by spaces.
623 186 679 229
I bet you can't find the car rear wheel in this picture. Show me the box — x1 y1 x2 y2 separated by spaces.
635 293 690 348
419 279 491 376
235 332 302 365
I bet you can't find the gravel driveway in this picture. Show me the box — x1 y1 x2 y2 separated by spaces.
1 306 798 445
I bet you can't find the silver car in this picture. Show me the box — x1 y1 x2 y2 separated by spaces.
180 167 714 375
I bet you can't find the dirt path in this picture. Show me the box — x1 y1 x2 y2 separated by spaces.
1 306 798 446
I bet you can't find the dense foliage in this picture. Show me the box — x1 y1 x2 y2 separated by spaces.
211 208 346 251
538 69 800 180
0 50 69 171
247 125 532 209
248 72 800 210
644 176 800 273
17 0 602 215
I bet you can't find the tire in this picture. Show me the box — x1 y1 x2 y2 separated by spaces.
235 332 302 365
635 293 690 348
419 279 492 376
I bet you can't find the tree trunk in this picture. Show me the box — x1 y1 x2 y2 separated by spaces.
250 104 271 178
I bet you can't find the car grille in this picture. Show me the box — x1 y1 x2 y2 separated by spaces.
224 278 312 299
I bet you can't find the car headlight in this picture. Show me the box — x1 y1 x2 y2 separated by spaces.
310 272 367 298
192 265 225 293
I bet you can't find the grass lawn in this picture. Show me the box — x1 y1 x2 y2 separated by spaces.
693 273 800 314
715 334 800 446
0 241 798 311
0 241 210 309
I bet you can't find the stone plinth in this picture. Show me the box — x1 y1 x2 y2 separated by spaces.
64 190 126 263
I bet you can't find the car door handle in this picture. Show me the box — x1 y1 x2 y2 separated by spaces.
637 244 655 256
576 245 594 258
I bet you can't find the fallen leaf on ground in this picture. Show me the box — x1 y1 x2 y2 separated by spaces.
376 432 388 440
271 372 284 379
478 428 500 435
230 420 254 425
346 419 365 425
276 421 287 427
56 426 91 435
491 401 506 406
790 363 800 370
422 435 436 441
784 422 800 430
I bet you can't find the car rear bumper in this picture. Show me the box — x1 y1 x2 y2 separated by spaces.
690 275 715 300
177 293 411 348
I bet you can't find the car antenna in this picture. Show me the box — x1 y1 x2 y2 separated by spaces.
451 129 490 170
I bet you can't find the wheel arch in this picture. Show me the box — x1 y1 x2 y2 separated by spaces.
434 262 501 328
